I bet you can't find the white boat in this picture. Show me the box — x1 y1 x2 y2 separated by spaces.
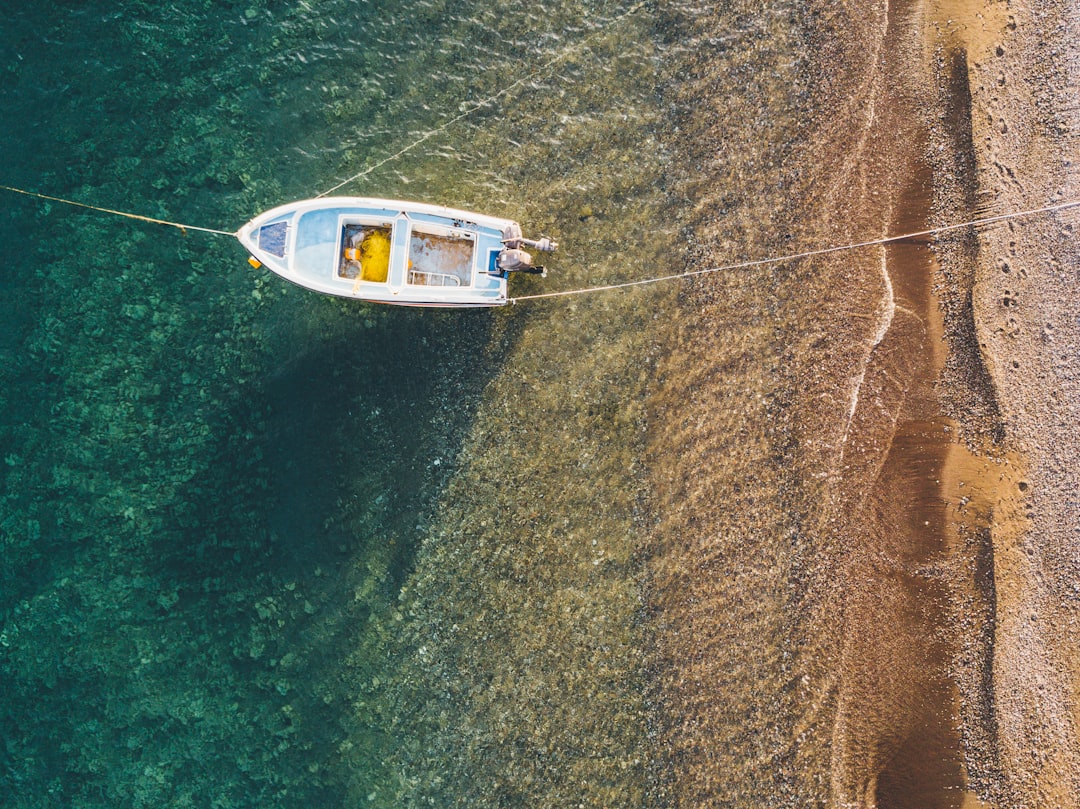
238 197 557 307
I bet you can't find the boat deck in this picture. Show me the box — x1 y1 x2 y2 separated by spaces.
240 198 512 307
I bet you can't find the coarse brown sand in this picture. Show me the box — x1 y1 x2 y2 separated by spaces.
950 0 1080 804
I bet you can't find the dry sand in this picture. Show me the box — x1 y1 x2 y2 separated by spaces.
952 0 1080 804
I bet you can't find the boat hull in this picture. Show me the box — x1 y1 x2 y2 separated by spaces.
238 197 515 307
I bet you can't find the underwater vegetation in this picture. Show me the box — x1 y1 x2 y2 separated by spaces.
2 1 681 806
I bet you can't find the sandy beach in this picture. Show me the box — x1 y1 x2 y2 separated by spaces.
958 0 1080 803
645 0 1079 805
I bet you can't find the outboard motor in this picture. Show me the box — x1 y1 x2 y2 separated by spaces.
495 223 558 276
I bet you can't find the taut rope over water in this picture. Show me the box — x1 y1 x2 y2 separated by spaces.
507 198 1080 304
0 184 237 237
2 184 1077 307
313 1 650 198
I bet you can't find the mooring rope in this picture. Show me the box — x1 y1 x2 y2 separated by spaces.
314 0 649 198
508 198 1080 304
0 184 237 237
5 181 1076 307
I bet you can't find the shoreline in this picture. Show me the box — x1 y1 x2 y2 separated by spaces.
644 0 1078 804
808 0 1080 802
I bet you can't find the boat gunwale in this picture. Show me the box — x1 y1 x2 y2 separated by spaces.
238 196 514 307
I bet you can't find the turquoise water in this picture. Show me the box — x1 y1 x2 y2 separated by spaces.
1 2 685 806
2 0 877 805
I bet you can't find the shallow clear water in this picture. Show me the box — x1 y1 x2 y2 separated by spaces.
1 2 685 806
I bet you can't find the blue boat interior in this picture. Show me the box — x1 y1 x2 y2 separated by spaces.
250 203 509 303
257 221 288 257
